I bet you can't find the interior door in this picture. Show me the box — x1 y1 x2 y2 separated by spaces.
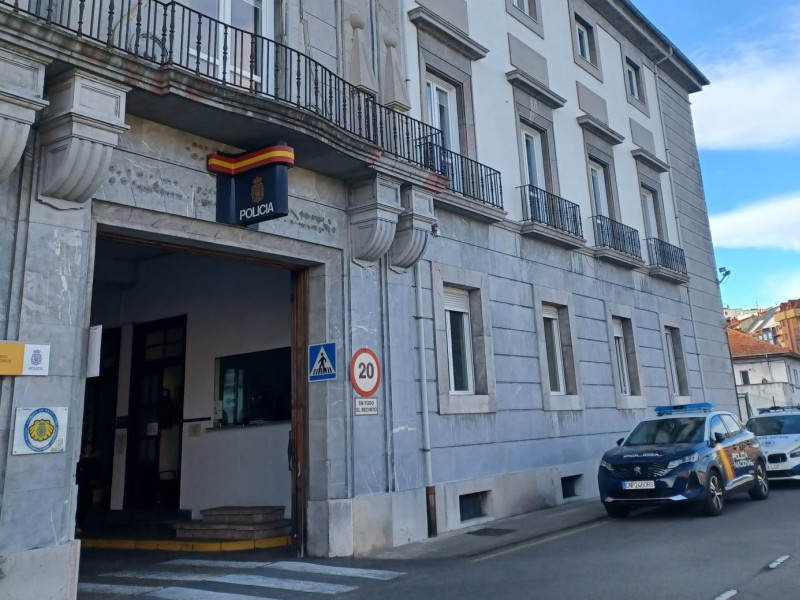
125 316 186 510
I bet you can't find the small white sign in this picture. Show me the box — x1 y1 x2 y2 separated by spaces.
354 397 378 416
22 344 50 376
12 407 68 455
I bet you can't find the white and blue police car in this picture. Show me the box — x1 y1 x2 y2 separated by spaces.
746 406 800 481
598 403 769 517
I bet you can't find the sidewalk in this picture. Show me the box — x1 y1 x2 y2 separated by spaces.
370 499 609 560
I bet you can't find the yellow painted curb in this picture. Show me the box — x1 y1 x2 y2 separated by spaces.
80 536 291 552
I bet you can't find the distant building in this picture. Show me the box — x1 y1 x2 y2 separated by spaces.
729 306 781 346
728 328 800 414
775 300 800 354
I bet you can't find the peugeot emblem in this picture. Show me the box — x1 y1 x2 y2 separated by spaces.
634 466 642 475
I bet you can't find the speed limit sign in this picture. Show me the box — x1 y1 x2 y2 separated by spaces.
350 348 381 397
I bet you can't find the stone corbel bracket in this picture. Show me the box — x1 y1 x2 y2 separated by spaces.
0 49 50 182
348 175 404 264
390 185 437 269
38 70 130 205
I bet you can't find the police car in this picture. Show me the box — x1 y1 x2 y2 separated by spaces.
598 403 769 517
746 406 800 480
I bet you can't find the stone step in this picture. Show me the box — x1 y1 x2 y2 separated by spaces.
175 519 292 540
199 506 286 525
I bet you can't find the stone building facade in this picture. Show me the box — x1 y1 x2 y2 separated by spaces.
0 0 734 596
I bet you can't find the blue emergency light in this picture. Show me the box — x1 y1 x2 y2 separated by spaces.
654 402 714 416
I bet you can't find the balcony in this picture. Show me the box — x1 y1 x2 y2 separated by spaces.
1 0 504 209
591 215 645 269
646 238 689 284
519 185 584 249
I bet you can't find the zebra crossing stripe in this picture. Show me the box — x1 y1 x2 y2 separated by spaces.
162 559 270 569
267 561 404 580
146 587 279 600
78 582 162 595
213 573 357 595
104 570 211 581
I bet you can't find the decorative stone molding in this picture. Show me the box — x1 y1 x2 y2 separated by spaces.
390 185 437 269
631 148 669 173
408 6 488 61
382 34 411 112
577 115 624 146
348 175 404 264
505 70 566 109
38 70 130 204
348 13 378 95
0 49 50 182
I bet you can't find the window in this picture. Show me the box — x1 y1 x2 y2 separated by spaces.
444 287 475 393
542 304 565 395
426 74 460 153
574 17 596 65
214 347 291 427
641 187 664 240
589 160 610 217
512 0 537 19
709 416 727 441
626 59 642 101
721 414 743 436
521 125 546 190
613 318 631 395
740 370 750 385
664 326 689 396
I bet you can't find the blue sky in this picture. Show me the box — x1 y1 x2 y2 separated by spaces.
633 0 800 310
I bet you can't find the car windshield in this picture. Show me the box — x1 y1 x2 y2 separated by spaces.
624 417 706 446
747 415 800 436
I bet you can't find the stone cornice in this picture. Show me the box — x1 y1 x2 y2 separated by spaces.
408 6 489 61
505 70 566 109
577 114 625 146
631 148 669 173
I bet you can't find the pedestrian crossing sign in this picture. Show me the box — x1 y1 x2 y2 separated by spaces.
308 343 336 382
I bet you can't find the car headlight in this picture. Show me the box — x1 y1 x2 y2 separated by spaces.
600 460 614 471
790 449 800 458
667 452 699 470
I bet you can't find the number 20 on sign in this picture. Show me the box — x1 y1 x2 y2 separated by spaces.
350 348 381 397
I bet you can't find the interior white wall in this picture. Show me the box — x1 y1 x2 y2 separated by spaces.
92 250 293 515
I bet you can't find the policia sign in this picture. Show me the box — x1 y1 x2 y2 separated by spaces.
208 144 295 226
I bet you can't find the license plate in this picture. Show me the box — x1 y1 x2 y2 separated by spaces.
767 463 781 471
623 480 655 490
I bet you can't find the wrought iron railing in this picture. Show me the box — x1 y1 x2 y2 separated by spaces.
2 0 448 173
422 141 503 208
646 238 687 275
591 214 641 258
520 185 582 237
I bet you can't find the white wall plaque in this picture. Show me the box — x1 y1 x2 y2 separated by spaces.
12 407 68 454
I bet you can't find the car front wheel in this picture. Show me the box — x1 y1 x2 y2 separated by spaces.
703 469 725 516
749 461 769 501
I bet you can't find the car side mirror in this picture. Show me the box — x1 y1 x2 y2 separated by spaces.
616 438 624 446
712 432 725 445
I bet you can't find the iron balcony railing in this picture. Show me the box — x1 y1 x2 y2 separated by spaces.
646 238 687 275
591 214 642 259
520 185 582 237
2 0 465 178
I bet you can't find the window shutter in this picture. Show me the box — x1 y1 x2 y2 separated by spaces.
444 287 470 313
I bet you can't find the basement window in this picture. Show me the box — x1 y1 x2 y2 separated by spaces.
459 491 488 521
561 475 581 499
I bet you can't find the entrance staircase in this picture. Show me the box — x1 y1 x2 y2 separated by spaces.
176 506 291 540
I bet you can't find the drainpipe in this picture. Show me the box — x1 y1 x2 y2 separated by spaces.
653 46 709 404
414 261 436 537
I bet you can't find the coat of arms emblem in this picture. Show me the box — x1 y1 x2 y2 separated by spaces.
251 176 265 204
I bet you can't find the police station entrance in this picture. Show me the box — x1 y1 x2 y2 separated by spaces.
80 231 308 550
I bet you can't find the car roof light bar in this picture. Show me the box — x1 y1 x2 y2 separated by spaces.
757 405 800 414
654 402 714 416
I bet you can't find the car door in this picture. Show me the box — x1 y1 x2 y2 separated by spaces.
709 415 738 486
721 413 757 481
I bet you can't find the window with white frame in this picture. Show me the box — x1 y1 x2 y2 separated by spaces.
626 59 643 102
426 74 460 153
589 160 610 217
575 17 595 64
512 0 537 19
542 304 565 395
613 318 631 395
641 187 665 241
664 326 688 396
521 125 547 190
444 287 474 393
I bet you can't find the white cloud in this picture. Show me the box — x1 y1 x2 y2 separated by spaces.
693 12 800 150
709 193 800 251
